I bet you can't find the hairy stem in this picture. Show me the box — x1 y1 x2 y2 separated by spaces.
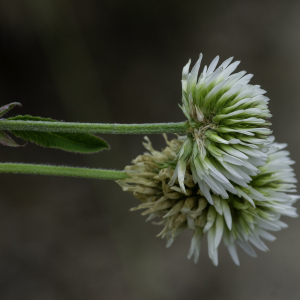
0 120 188 134
0 163 128 180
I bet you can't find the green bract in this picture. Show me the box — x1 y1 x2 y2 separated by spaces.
170 54 272 204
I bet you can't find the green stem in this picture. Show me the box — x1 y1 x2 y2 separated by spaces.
0 120 188 134
0 163 128 180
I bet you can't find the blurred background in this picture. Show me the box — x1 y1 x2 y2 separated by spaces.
0 0 300 299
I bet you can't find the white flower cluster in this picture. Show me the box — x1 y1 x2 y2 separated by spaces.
119 136 298 266
188 140 298 265
118 54 298 265
171 54 272 204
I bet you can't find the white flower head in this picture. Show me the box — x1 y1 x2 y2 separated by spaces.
118 136 298 266
171 54 272 204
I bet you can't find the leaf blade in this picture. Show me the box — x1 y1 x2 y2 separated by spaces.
0 131 21 147
0 102 22 117
8 115 109 153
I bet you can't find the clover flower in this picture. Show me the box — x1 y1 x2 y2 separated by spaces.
118 136 298 266
171 54 272 204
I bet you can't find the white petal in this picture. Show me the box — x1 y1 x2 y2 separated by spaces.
227 243 240 265
208 228 219 266
203 206 217 233
187 228 203 263
236 241 257 257
221 199 232 230
182 59 191 91
207 55 219 75
248 235 269 251
214 214 224 248
218 56 234 70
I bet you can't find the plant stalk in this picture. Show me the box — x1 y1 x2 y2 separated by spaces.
0 120 188 134
0 163 128 180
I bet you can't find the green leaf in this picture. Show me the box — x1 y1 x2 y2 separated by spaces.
8 115 109 153
0 102 22 117
0 130 22 147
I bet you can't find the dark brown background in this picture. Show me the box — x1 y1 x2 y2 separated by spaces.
0 1 300 299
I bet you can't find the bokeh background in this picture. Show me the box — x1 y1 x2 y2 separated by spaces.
1 0 300 299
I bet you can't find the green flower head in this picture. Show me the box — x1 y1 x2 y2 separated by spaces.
118 136 298 266
171 54 272 204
